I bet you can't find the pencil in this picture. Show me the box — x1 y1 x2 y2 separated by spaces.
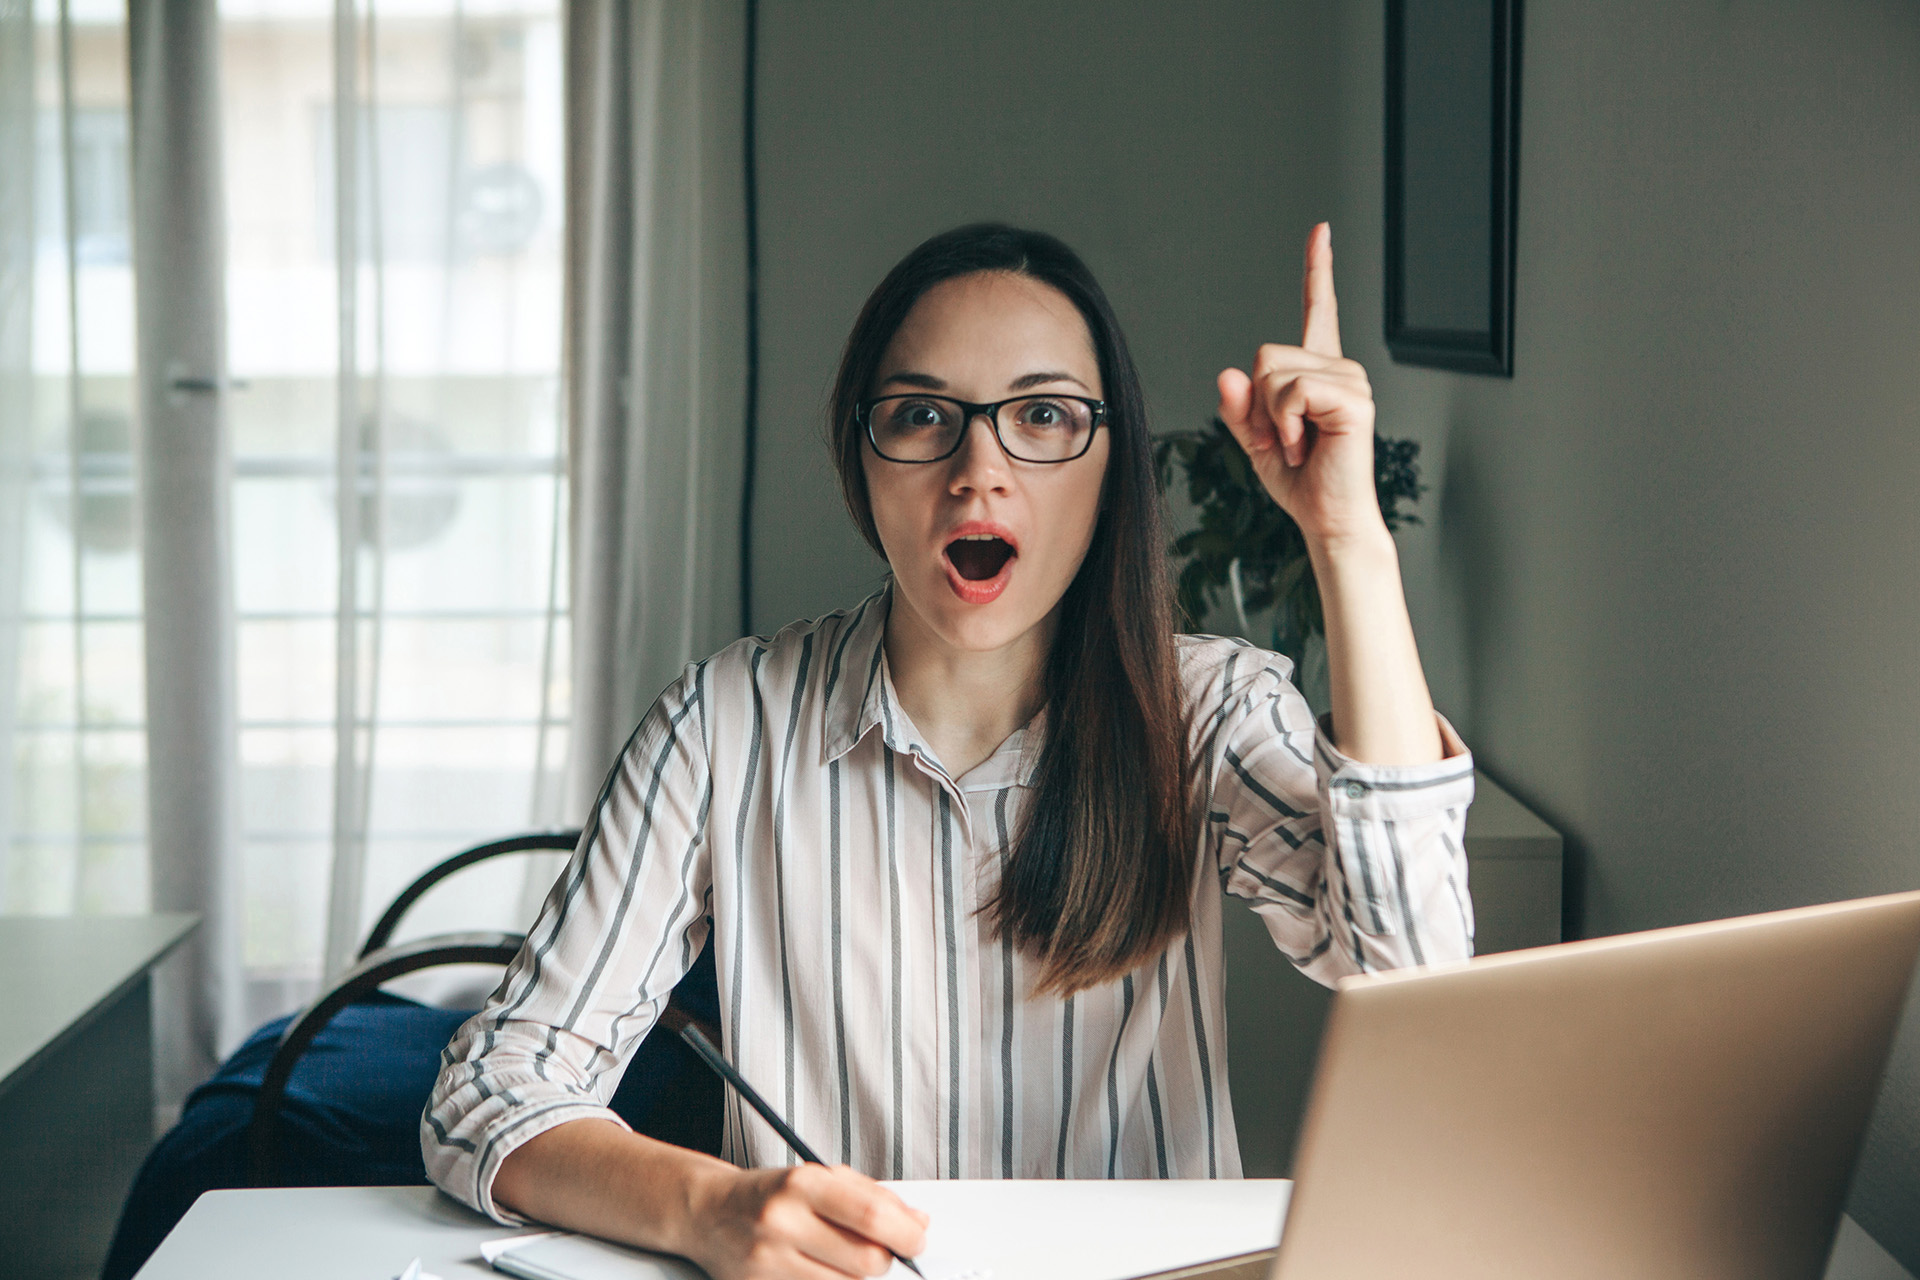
677 1022 927 1278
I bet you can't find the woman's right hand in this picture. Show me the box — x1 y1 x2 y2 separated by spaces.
687 1162 931 1280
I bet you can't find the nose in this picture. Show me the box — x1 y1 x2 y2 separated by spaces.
946 411 1013 496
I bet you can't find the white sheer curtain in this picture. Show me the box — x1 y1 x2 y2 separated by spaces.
0 2 31 899
2 0 747 1111
4 0 581 1103
1 0 146 919
564 0 747 818
215 0 575 1011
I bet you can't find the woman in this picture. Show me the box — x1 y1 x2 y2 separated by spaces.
424 223 1474 1280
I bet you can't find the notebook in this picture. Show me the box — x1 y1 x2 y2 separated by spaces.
480 1179 1290 1280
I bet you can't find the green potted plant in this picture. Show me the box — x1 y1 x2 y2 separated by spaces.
1153 418 1425 708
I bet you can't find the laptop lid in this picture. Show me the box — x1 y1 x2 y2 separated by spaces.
1270 890 1920 1280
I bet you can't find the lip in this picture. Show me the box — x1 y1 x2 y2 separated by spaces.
940 520 1020 605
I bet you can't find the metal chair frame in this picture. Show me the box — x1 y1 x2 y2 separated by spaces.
244 829 716 1185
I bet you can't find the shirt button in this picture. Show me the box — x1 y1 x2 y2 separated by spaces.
1343 781 1367 800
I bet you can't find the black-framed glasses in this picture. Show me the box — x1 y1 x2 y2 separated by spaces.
856 393 1108 464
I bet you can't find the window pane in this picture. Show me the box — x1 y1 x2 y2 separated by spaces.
242 834 329 973
237 616 336 724
232 475 340 614
5 3 144 917
374 616 561 721
221 0 567 987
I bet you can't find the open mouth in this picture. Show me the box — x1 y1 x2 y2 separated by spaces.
946 534 1015 581
942 529 1018 604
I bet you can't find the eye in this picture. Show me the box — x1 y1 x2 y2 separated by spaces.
883 398 955 432
1011 397 1083 430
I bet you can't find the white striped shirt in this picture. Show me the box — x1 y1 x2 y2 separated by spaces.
423 587 1476 1222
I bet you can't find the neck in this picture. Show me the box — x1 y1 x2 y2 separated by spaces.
883 587 1053 780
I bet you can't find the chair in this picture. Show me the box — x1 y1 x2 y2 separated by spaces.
102 831 723 1280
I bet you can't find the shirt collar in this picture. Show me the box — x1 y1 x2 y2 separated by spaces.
820 584 895 767
819 580 1045 787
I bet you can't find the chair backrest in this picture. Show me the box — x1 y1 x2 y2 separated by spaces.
359 830 582 959
249 830 721 1185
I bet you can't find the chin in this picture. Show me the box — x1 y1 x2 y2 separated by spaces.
909 575 1048 654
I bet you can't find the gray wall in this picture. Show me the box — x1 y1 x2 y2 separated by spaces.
752 0 1920 1267
752 0 1353 635
1319 0 1920 1266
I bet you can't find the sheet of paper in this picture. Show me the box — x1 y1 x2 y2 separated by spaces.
479 1181 1290 1280
483 1230 707 1280
882 1179 1291 1280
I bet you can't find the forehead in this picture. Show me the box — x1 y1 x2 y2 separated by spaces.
877 271 1101 392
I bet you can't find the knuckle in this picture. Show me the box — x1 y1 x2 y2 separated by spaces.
759 1189 800 1226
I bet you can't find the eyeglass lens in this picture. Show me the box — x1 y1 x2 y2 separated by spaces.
866 395 1096 462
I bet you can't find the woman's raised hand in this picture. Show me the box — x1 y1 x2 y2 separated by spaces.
1216 223 1385 547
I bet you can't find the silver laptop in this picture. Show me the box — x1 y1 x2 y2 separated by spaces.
1267 889 1920 1280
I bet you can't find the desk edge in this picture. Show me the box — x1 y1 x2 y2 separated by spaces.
0 914 200 1100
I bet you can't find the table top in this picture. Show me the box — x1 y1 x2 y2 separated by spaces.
1462 770 1561 855
137 1187 501 1280
131 1185 1911 1280
133 1183 1292 1280
0 912 198 1096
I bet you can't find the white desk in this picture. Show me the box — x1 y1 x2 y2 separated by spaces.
134 1184 1287 1280
132 1185 1912 1280
0 912 198 1280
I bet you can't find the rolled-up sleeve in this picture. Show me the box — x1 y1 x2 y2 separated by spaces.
1187 637 1476 986
422 663 714 1223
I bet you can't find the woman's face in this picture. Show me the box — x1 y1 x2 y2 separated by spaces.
862 270 1111 656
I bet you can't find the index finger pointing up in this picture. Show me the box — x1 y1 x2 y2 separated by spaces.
1301 221 1342 357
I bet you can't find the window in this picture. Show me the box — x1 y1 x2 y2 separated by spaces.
2 2 572 1026
221 4 569 1009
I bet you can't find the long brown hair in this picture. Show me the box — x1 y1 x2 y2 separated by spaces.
828 224 1193 995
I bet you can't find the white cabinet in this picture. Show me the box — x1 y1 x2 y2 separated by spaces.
1222 770 1562 1175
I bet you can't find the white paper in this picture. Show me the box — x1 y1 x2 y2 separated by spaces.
479 1181 1289 1280
482 1231 707 1280
482 1233 564 1264
882 1180 1290 1280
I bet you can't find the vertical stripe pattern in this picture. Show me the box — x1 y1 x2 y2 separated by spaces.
425 592 1477 1224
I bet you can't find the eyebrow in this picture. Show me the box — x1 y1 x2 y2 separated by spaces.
877 369 1092 394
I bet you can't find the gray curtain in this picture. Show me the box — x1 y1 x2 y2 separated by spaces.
563 0 749 819
128 0 246 1098
0 0 30 876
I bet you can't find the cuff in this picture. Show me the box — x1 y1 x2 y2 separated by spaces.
1313 712 1476 822
472 1101 634 1225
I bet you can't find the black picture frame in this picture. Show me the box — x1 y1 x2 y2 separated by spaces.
1384 0 1522 376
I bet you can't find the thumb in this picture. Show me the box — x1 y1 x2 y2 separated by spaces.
1216 367 1266 453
